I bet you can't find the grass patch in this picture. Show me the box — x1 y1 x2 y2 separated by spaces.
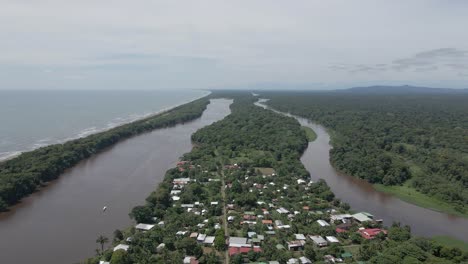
301 126 317 142
374 180 468 218
432 236 468 252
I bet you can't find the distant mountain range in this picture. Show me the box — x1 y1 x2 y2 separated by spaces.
339 85 468 94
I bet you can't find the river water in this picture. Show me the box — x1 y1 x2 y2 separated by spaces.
0 99 232 264
257 101 468 242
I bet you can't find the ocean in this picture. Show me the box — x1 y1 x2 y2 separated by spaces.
0 89 208 161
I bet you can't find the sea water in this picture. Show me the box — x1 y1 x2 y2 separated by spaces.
0 89 208 160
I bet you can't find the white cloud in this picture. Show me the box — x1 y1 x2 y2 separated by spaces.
0 0 467 89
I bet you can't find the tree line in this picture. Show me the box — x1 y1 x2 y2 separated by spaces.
0 98 210 211
261 91 468 213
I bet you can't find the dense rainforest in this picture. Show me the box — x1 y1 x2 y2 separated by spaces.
261 91 468 214
0 97 210 211
84 92 467 264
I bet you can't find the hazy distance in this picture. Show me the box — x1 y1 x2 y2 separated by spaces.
1 1 467 90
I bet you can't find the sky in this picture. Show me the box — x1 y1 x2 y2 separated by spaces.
1 0 467 90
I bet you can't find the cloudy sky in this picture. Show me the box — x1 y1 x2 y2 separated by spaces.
1 0 467 90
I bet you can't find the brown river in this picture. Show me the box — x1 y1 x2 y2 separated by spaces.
257 101 468 243
0 99 232 264
1 98 467 264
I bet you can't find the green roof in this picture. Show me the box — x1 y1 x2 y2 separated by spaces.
276 244 285 250
341 252 353 258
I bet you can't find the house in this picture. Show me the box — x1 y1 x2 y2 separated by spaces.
135 223 155 231
299 256 313 264
276 244 286 250
183 256 199 264
324 254 343 263
274 220 283 227
287 259 299 264
247 232 257 238
210 201 219 206
352 212 373 223
197 234 207 243
228 246 262 256
229 237 250 248
330 214 352 222
170 190 181 195
358 228 387 240
297 179 306 185
295 234 306 241
99 261 110 264
287 240 304 251
156 243 165 252
262 219 273 226
243 214 257 220
190 232 198 239
176 231 188 236
228 216 235 222
309 235 328 247
336 222 353 233
316 220 330 227
173 178 192 185
113 244 129 252
204 236 215 245
326 236 340 244
277 207 290 214
240 220 256 225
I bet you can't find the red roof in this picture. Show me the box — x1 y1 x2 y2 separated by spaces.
243 215 257 220
358 228 387 240
228 247 262 256
336 228 347 233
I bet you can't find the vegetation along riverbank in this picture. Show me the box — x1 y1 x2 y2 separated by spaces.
261 90 468 217
0 97 210 212
84 92 468 264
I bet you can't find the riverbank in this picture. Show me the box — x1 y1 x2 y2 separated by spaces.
301 117 467 218
0 99 232 264
0 96 210 212
433 236 468 252
85 95 467 264
301 126 317 142
374 182 468 218
0 90 210 162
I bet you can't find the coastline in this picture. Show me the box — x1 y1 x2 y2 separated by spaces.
0 92 212 212
0 90 211 163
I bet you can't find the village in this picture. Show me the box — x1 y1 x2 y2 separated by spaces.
100 160 389 264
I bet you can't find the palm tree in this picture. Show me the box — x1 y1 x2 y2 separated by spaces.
96 235 109 253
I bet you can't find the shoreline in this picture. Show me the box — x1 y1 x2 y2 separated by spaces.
268 105 468 219
0 90 211 163
0 93 212 212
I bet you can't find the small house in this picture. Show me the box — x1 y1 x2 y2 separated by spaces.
309 235 327 247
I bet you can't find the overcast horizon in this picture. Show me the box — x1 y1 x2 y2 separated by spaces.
1 1 468 90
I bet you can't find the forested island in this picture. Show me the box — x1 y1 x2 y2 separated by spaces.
0 98 210 211
84 92 467 264
261 89 468 216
